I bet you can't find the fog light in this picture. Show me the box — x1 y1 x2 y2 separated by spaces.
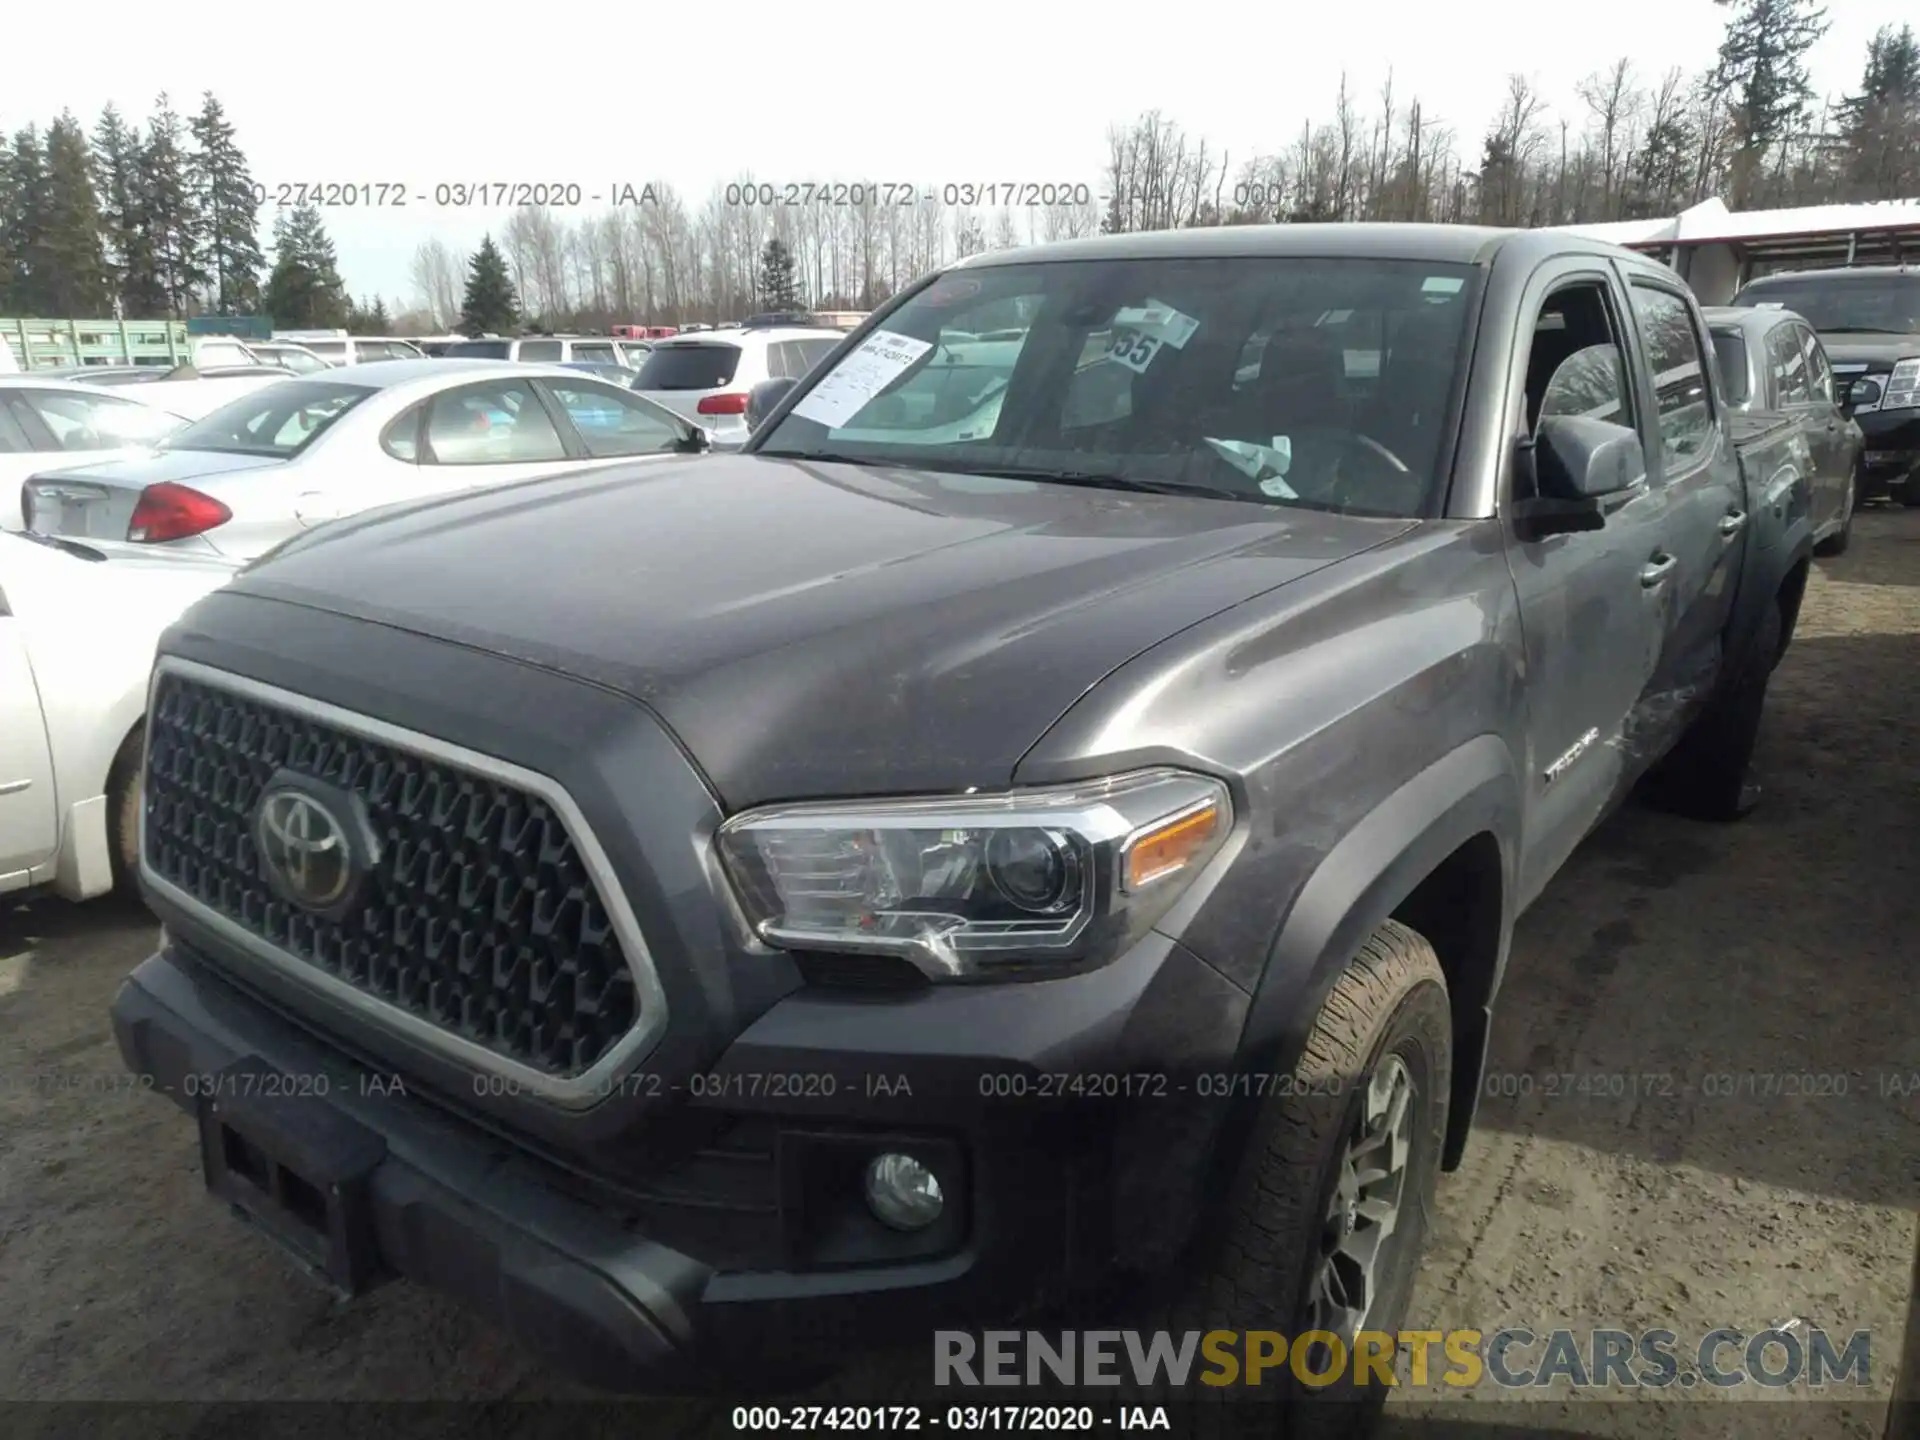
863 1152 944 1230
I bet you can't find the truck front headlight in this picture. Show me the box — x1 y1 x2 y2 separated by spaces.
716 768 1232 979
1882 357 1920 412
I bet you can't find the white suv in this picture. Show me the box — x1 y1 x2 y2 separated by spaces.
441 336 651 367
633 325 845 442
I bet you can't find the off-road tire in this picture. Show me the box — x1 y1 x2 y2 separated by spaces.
1652 599 1783 822
1162 920 1452 1439
106 728 145 899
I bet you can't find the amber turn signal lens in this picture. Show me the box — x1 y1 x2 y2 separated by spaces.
1122 803 1221 891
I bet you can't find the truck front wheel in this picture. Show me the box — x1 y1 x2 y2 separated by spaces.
1172 920 1452 1437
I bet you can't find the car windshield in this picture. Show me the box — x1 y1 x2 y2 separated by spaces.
752 255 1479 517
162 379 372 458
1731 274 1920 335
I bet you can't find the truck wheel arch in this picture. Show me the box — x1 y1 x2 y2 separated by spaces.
1233 734 1521 1174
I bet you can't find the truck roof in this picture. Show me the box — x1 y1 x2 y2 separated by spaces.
952 222 1640 270
1735 264 1916 285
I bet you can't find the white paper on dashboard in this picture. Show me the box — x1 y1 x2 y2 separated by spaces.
1202 434 1297 497
1112 299 1200 350
790 330 935 428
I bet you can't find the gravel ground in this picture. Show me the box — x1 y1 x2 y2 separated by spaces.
1 509 1915 1440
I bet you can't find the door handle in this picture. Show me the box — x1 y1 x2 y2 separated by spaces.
1719 511 1748 538
1640 554 1677 588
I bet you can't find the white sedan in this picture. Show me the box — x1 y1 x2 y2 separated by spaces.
0 532 239 902
0 377 192 529
21 359 710 559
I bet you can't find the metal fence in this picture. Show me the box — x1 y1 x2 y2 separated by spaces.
0 317 195 369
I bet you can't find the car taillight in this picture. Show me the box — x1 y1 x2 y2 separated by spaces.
128 483 232 543
696 392 749 415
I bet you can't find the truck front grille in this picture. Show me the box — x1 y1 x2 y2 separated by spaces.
143 668 644 1079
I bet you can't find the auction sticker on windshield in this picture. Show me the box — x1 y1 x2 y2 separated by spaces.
792 329 935 428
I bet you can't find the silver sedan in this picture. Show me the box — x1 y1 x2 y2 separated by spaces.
21 359 709 559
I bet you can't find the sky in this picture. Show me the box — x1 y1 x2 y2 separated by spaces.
2 0 1890 307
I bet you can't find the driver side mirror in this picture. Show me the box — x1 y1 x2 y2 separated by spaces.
1511 415 1646 539
746 377 797 431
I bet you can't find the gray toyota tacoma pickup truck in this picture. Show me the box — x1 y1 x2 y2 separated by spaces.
113 225 1811 1423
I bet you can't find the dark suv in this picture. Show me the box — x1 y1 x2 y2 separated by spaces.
1729 265 1920 505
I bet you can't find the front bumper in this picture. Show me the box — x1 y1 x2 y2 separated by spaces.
113 928 1247 1392
1857 408 1920 494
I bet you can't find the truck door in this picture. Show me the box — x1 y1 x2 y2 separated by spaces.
1621 279 1749 731
0 575 58 887
1503 265 1676 907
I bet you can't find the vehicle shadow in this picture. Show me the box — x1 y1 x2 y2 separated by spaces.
1465 628 1918 1209
1819 507 1920 589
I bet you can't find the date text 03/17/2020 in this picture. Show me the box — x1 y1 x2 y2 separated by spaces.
248 181 663 209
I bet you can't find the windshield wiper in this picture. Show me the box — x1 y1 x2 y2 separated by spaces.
948 465 1218 498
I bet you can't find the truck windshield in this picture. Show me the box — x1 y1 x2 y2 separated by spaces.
752 256 1479 518
1730 274 1920 335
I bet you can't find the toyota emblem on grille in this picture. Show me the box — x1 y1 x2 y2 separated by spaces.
255 788 355 909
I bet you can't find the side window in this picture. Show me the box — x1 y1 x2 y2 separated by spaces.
1799 327 1833 403
1768 326 1810 404
765 341 796 380
1628 285 1714 467
19 389 179 450
570 342 615 363
381 403 424 461
793 338 840 373
0 397 36 452
1523 282 1635 437
545 383 685 458
421 381 566 465
518 340 564 363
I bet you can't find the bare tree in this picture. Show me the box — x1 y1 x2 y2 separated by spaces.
406 238 463 329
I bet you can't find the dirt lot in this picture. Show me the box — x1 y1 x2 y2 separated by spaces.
1 510 1916 1439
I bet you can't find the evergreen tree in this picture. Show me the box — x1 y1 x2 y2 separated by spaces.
140 93 208 316
262 205 350 328
364 295 393 335
38 113 112 316
3 128 47 314
187 92 264 314
92 105 164 317
0 135 20 307
457 235 518 336
1835 24 1920 198
1713 0 1830 204
756 235 799 309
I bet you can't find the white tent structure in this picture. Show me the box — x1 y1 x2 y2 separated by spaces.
1551 196 1920 303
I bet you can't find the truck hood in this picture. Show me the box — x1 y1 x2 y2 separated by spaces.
219 455 1409 806
1819 332 1920 367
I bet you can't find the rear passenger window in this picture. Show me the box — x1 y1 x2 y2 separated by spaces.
518 340 563 362
1799 327 1833 403
1768 327 1810 404
570 343 615 362
1629 286 1713 467
421 381 565 465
